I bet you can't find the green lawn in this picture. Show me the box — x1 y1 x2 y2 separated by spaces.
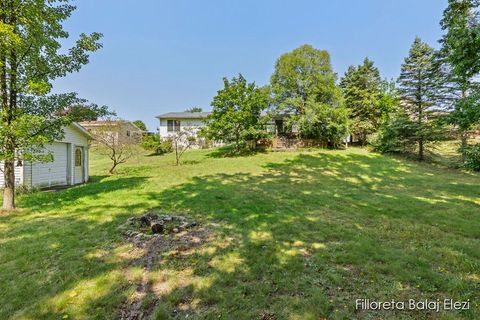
1 148 479 319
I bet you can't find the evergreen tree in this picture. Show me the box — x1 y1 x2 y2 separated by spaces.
397 37 443 161
340 58 383 144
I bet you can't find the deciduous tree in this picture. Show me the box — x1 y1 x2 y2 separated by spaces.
0 0 103 210
270 44 343 117
439 0 480 159
203 74 268 151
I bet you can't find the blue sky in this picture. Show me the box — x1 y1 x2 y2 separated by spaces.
54 0 448 131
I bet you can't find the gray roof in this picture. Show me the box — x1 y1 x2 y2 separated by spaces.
156 112 211 119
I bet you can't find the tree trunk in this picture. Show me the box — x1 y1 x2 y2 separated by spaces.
459 88 468 163
3 160 15 210
418 139 424 161
109 162 118 174
460 131 468 163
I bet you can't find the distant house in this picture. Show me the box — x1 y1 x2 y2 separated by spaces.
0 123 92 188
156 112 211 139
79 120 144 144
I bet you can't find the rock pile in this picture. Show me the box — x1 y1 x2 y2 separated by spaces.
121 211 198 240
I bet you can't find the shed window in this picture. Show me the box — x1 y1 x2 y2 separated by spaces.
75 149 82 166
167 120 181 132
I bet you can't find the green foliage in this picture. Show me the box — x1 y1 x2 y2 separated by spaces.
185 107 203 113
440 0 480 80
203 74 268 150
297 100 349 146
141 134 173 155
132 120 147 131
370 114 418 154
397 37 446 160
0 0 104 208
462 143 480 171
440 0 480 147
371 111 446 156
340 58 386 138
2 148 479 319
270 44 343 115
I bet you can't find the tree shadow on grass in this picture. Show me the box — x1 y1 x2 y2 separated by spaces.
18 176 149 212
141 152 480 319
0 176 151 319
206 144 268 158
1 152 479 319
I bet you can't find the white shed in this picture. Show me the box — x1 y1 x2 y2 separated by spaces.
0 123 92 189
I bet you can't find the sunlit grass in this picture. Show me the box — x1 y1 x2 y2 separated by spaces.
0 147 479 319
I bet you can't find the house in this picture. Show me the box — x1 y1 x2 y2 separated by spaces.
0 123 92 188
156 112 210 139
79 120 144 144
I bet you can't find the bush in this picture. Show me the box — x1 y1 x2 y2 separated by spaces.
462 144 480 171
297 101 350 147
141 135 173 155
14 184 39 195
369 116 417 154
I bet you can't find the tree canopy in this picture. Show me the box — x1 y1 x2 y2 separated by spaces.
133 120 147 131
340 58 385 142
270 44 343 115
202 74 268 151
185 107 203 113
396 37 444 160
0 0 104 209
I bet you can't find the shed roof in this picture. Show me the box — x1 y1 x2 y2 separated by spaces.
156 112 211 119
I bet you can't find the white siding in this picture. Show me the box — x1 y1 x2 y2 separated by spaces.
14 124 90 188
0 162 24 187
158 118 206 139
24 142 68 187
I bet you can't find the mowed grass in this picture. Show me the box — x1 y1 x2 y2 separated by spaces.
0 148 479 319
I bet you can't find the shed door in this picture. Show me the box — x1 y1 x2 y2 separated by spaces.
31 142 69 187
74 147 84 184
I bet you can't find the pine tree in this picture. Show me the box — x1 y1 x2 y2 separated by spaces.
398 37 443 161
340 58 383 144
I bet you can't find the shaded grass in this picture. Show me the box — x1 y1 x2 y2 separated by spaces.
0 148 479 319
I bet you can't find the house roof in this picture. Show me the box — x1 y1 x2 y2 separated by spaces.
72 122 94 139
156 112 211 119
79 120 144 131
79 120 129 126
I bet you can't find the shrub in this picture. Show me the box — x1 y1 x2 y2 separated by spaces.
14 184 39 196
462 143 480 171
141 135 173 155
369 116 417 154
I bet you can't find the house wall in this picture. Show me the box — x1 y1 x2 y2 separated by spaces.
158 118 206 139
83 122 143 145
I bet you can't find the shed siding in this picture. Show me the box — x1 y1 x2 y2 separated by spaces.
0 162 24 187
11 124 90 188
24 143 68 187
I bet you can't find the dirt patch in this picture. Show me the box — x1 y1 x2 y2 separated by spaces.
118 211 211 320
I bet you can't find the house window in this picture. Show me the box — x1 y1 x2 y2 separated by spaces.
126 130 131 137
167 120 181 132
75 148 82 167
